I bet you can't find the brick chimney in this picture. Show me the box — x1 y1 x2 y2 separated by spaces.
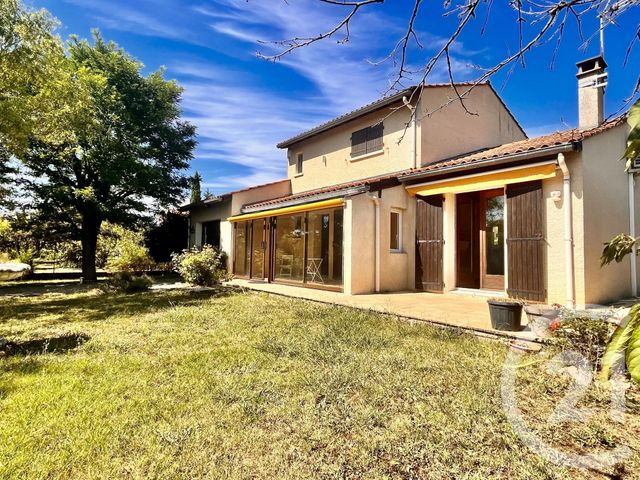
576 56 607 130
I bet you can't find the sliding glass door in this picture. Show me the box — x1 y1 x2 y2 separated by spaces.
233 206 344 289
306 208 343 286
274 214 305 282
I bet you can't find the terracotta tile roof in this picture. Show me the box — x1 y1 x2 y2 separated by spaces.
403 115 627 176
276 82 495 149
245 170 404 210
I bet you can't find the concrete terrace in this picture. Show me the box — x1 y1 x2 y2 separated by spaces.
227 279 541 343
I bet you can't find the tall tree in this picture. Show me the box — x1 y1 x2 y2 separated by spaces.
0 0 63 206
191 171 202 204
21 33 196 282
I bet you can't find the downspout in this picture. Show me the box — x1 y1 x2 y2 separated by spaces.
629 173 638 297
558 153 575 308
402 96 418 169
369 194 381 293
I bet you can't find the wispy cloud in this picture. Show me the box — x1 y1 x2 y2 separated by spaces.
63 0 484 193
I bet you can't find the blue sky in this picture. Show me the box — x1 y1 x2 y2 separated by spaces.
30 0 639 194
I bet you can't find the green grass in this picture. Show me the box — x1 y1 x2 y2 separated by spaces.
0 286 638 479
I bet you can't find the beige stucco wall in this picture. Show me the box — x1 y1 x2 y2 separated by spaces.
420 85 527 166
442 193 456 292
344 194 374 294
286 104 417 195
230 180 291 215
542 154 586 306
581 124 634 305
344 186 415 294
283 85 526 196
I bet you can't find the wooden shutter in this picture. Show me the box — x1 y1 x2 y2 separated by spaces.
351 128 367 156
366 123 384 153
506 180 546 302
415 195 444 292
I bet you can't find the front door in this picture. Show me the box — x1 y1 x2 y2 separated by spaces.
455 190 505 291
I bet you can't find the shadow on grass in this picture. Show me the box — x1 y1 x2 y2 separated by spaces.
1 333 90 356
0 288 236 325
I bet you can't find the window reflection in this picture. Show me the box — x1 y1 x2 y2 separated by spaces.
275 215 305 282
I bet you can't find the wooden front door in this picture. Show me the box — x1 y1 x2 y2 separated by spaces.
506 181 546 302
415 195 444 292
456 190 505 291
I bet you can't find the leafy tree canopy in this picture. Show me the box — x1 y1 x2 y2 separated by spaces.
19 32 196 281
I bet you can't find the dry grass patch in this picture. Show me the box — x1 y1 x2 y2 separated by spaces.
0 288 638 479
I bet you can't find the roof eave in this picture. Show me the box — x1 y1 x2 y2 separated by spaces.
398 142 579 182
276 87 417 149
241 185 369 214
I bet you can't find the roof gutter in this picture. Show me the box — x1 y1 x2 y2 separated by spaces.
398 143 579 182
241 185 369 214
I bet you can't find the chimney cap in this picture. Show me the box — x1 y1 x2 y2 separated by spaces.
576 55 607 76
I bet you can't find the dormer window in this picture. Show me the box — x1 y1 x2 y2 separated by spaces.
351 122 383 157
295 153 303 175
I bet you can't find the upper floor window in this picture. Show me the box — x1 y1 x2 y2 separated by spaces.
351 122 384 157
295 153 303 175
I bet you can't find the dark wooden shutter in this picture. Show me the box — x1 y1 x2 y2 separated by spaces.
415 195 444 292
351 128 367 156
366 123 384 153
506 180 546 302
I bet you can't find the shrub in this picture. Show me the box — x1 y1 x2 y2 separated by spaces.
105 225 154 272
552 310 612 370
171 246 228 286
104 272 152 294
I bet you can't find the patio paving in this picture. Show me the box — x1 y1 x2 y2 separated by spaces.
227 279 541 343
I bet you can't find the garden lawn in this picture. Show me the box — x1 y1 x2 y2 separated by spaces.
0 286 638 479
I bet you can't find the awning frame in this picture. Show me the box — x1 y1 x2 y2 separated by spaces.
228 198 344 222
405 160 558 197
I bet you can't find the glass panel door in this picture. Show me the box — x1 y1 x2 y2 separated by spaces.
481 191 505 290
233 222 248 276
250 219 265 279
306 208 343 287
274 215 305 282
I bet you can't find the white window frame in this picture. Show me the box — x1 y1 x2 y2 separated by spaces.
390 208 403 253
295 152 303 176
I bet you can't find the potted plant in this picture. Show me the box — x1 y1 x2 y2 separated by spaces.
523 303 560 336
487 298 523 331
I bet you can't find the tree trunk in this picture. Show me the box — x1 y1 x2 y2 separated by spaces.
81 213 102 283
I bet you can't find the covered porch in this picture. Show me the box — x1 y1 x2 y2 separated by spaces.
228 278 540 342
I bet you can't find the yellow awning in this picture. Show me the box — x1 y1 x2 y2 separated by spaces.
406 162 557 197
228 197 344 222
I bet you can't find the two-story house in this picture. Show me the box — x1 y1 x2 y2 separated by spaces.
186 56 639 308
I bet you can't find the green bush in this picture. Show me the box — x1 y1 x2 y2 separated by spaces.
171 246 228 286
104 272 152 293
104 224 154 272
